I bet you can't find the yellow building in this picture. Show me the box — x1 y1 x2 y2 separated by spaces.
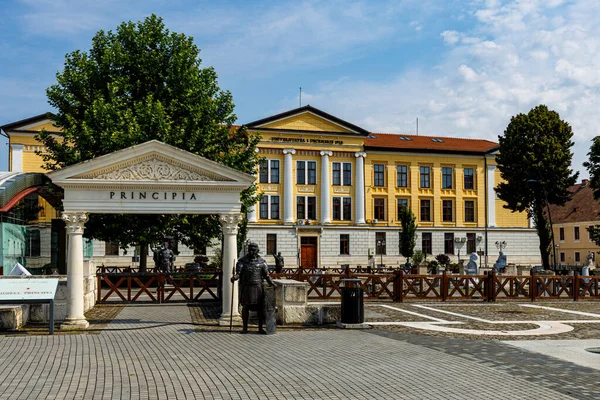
1 106 540 270
549 180 600 267
244 106 539 268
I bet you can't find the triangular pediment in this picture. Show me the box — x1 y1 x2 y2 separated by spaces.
47 140 255 187
245 105 370 136
0 113 62 135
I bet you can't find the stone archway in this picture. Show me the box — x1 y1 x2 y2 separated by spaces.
47 140 254 329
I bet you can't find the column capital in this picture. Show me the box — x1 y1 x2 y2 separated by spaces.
320 150 333 157
10 144 24 150
283 148 296 155
62 211 88 234
220 214 242 234
355 151 367 158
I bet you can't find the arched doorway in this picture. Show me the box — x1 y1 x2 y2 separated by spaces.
48 140 254 329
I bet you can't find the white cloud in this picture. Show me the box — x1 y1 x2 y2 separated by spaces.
300 0 600 178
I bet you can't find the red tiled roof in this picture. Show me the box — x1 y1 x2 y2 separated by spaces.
549 181 600 224
364 133 499 154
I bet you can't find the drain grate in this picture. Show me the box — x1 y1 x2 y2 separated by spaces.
585 347 600 354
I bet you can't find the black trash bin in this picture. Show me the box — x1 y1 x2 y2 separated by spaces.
341 278 364 324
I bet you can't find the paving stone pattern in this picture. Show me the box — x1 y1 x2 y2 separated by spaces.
0 303 597 399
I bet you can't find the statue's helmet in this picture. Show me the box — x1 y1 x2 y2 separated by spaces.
248 242 259 252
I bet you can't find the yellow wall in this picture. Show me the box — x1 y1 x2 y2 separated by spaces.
364 154 486 228
493 169 529 227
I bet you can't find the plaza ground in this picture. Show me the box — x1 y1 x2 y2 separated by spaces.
0 301 598 400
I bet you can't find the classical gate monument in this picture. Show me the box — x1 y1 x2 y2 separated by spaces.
48 140 254 329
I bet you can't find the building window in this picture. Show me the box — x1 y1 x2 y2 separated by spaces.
397 198 409 220
575 252 581 264
297 196 317 220
464 168 474 190
589 225 594 241
296 161 305 184
259 159 280 183
260 195 280 219
266 234 277 255
396 165 408 187
343 163 352 186
340 234 350 255
374 164 385 186
27 229 41 257
307 197 316 220
105 242 119 256
420 199 431 221
422 232 432 254
332 162 352 186
464 200 475 222
420 166 431 188
559 227 565 241
374 198 386 220
297 197 305 220
442 167 453 189
442 200 453 222
332 197 353 221
376 232 386 255
560 252 565 263
574 226 580 241
466 233 476 254
84 238 93 259
296 161 317 185
444 233 454 254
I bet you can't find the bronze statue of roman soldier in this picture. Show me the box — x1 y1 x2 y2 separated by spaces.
231 242 275 334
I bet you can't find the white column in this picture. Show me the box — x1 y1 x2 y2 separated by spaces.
247 204 257 223
355 152 366 224
10 144 23 172
283 149 296 224
219 214 243 325
320 151 332 224
487 164 496 227
60 211 89 330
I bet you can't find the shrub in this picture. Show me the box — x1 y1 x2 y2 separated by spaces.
435 254 450 267
412 250 425 266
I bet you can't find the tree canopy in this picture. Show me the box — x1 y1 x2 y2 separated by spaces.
496 105 578 269
36 14 260 267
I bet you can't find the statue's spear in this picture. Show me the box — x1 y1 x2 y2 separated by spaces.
229 260 235 334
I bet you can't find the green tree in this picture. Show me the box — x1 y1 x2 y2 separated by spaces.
496 105 578 269
398 205 417 266
583 138 600 245
36 15 260 270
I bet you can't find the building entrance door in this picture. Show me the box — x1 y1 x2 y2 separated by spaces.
300 237 318 269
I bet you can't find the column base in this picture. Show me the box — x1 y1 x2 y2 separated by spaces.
60 318 89 330
218 314 243 327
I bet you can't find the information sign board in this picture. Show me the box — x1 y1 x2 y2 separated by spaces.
0 278 59 301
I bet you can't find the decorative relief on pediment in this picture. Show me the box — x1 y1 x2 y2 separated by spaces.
77 154 228 182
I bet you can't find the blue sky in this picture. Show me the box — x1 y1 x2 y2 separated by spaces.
1 0 598 178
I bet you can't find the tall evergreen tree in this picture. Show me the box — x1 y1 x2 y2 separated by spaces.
583 138 600 245
398 205 417 266
36 15 260 269
496 105 578 269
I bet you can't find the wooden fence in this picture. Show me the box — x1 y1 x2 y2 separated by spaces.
271 269 600 302
96 269 222 303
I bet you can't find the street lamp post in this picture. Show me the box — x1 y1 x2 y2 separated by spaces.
527 179 557 269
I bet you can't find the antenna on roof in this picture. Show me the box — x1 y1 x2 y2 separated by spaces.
299 87 302 107
416 118 419 136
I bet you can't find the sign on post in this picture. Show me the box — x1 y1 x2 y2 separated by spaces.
0 278 60 334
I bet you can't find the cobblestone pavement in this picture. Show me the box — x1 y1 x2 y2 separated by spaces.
0 303 599 399
366 301 600 339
